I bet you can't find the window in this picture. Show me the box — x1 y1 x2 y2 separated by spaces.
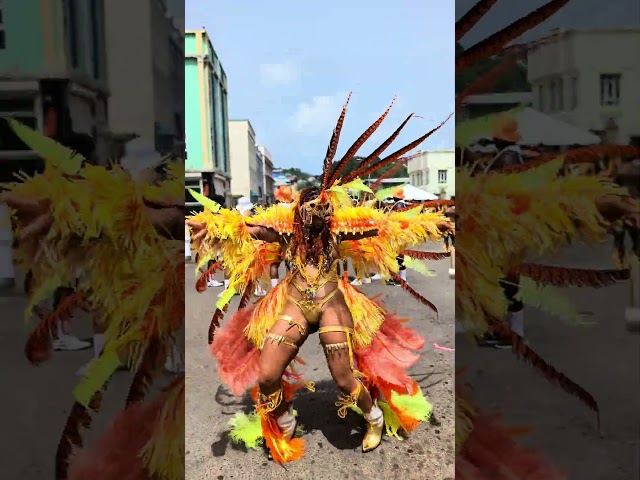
89 0 101 79
600 74 621 106
0 1 5 49
63 0 79 68
570 76 578 109
438 170 447 183
549 81 557 112
557 78 564 111
0 96 37 151
538 84 545 111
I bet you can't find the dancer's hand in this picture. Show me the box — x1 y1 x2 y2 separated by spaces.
186 220 207 242
596 195 637 223
0 191 53 242
437 220 455 235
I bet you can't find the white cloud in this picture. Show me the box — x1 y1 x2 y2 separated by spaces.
288 93 348 135
259 61 299 87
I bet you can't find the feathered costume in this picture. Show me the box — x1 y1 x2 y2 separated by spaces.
1 120 184 480
188 96 454 463
455 1 639 477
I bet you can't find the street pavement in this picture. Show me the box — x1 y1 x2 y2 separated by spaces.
2 240 636 479
185 241 456 480
458 242 640 480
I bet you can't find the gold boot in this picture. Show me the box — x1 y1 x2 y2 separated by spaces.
362 401 384 452
362 417 383 452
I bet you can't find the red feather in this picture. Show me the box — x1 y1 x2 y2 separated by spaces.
404 249 451 261
516 263 630 288
322 93 352 190
456 0 569 72
196 262 220 293
329 98 396 186
455 0 499 42
342 113 414 184
393 274 438 317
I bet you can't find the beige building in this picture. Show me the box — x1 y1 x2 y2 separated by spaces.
258 145 275 204
408 150 455 199
229 120 262 203
528 27 640 145
105 0 184 153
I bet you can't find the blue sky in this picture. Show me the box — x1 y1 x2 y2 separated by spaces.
185 0 454 174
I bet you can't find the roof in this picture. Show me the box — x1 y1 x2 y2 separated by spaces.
464 92 532 105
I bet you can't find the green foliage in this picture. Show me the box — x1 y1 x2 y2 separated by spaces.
455 43 530 94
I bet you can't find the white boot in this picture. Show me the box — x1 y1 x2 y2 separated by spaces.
276 407 297 440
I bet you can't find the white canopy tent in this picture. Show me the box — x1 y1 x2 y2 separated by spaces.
515 108 601 146
400 184 438 201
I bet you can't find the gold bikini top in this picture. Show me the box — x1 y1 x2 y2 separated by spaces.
291 257 340 298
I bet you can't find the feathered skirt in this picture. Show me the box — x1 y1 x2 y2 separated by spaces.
210 279 432 463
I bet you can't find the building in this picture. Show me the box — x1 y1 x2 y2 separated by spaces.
105 0 184 155
461 92 532 119
408 150 455 199
528 27 640 145
0 0 109 168
229 119 263 203
184 28 231 204
258 145 275 203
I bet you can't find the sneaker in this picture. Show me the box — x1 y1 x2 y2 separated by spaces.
493 337 514 349
475 332 499 347
370 274 382 281
350 279 363 286
386 280 398 286
362 277 372 284
52 335 92 352
207 279 224 287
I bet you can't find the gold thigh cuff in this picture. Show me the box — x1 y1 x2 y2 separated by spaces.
323 342 349 353
277 314 306 336
318 326 364 379
262 333 298 349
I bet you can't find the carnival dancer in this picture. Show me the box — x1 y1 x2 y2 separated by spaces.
188 95 454 463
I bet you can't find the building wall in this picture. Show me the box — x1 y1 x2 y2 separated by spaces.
408 150 455 198
258 145 274 203
0 0 109 162
184 28 230 189
229 120 259 199
105 0 153 139
528 28 640 144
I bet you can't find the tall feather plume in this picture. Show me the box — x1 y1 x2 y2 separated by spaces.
404 249 451 261
328 98 396 186
455 0 499 41
126 336 162 406
196 262 220 293
393 274 438 317
516 264 630 288
25 294 87 365
208 305 228 345
341 113 414 184
492 322 600 428
369 158 408 191
321 93 352 190
456 0 569 72
353 114 453 180
456 54 520 109
55 393 103 480
497 145 640 174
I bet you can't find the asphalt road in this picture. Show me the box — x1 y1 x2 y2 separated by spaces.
458 242 640 479
185 241 456 480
